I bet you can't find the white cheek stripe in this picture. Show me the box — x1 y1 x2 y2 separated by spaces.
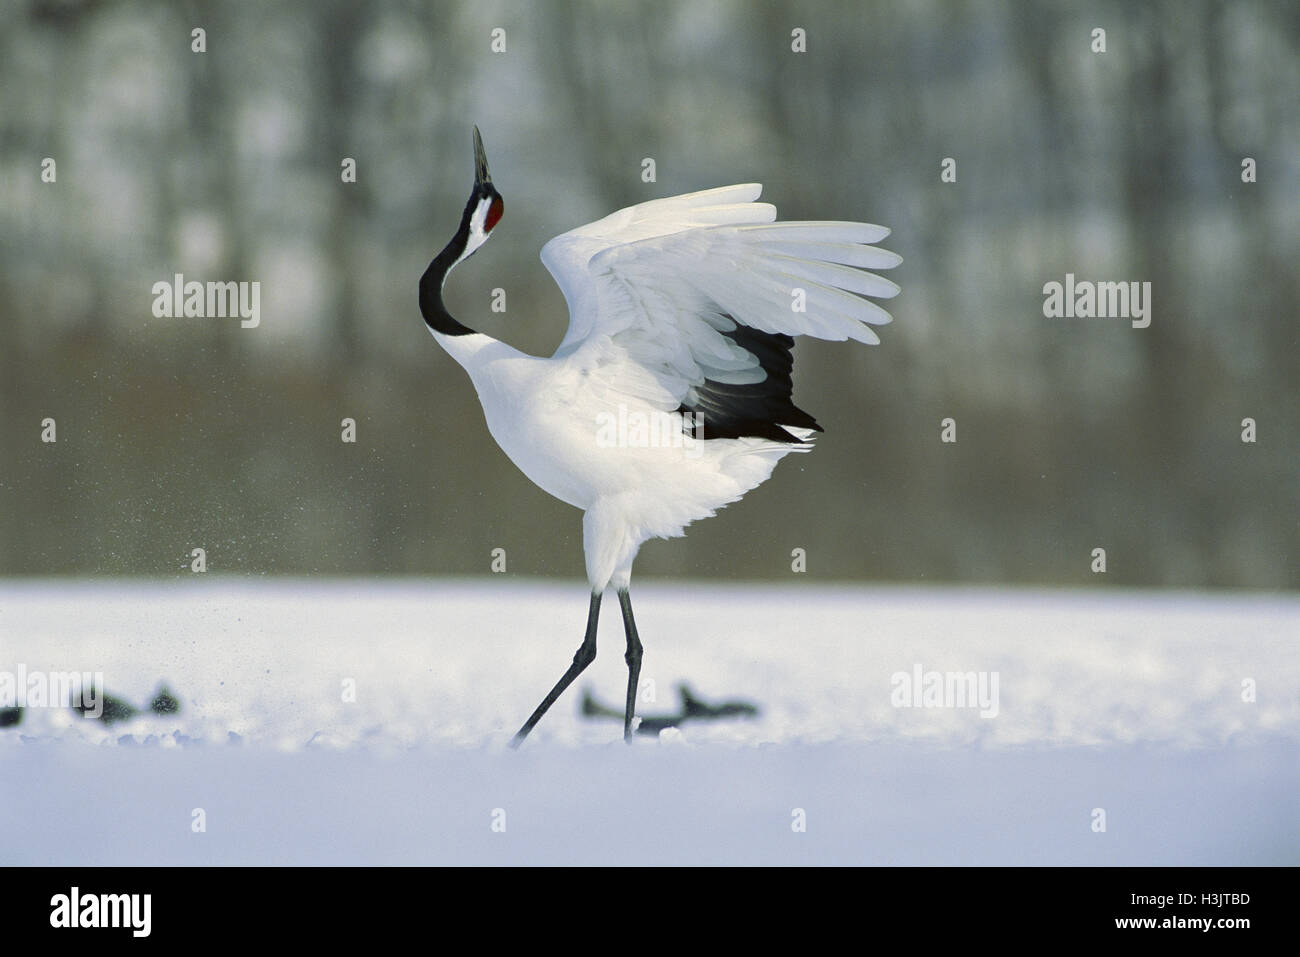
453 198 493 269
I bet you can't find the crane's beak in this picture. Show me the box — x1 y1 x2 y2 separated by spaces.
473 126 492 186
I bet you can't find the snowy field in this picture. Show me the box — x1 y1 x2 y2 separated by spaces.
1 579 1296 865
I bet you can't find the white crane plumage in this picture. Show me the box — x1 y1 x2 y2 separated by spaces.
420 128 900 746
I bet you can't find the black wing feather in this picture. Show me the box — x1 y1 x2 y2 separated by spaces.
677 318 821 444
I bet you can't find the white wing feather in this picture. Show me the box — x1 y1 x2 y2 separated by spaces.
541 183 900 417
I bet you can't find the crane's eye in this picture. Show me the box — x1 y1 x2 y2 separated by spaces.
485 195 504 232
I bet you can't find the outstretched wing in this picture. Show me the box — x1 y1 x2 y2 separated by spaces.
541 184 900 444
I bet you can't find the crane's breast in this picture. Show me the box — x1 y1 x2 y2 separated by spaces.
469 355 796 542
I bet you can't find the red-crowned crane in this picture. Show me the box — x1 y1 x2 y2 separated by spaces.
419 128 900 747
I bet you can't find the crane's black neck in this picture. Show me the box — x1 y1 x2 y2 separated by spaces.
419 201 478 337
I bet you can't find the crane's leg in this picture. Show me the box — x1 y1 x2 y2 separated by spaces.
510 591 601 748
617 588 643 741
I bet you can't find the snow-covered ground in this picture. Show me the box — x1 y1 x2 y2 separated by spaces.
1 580 1296 864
